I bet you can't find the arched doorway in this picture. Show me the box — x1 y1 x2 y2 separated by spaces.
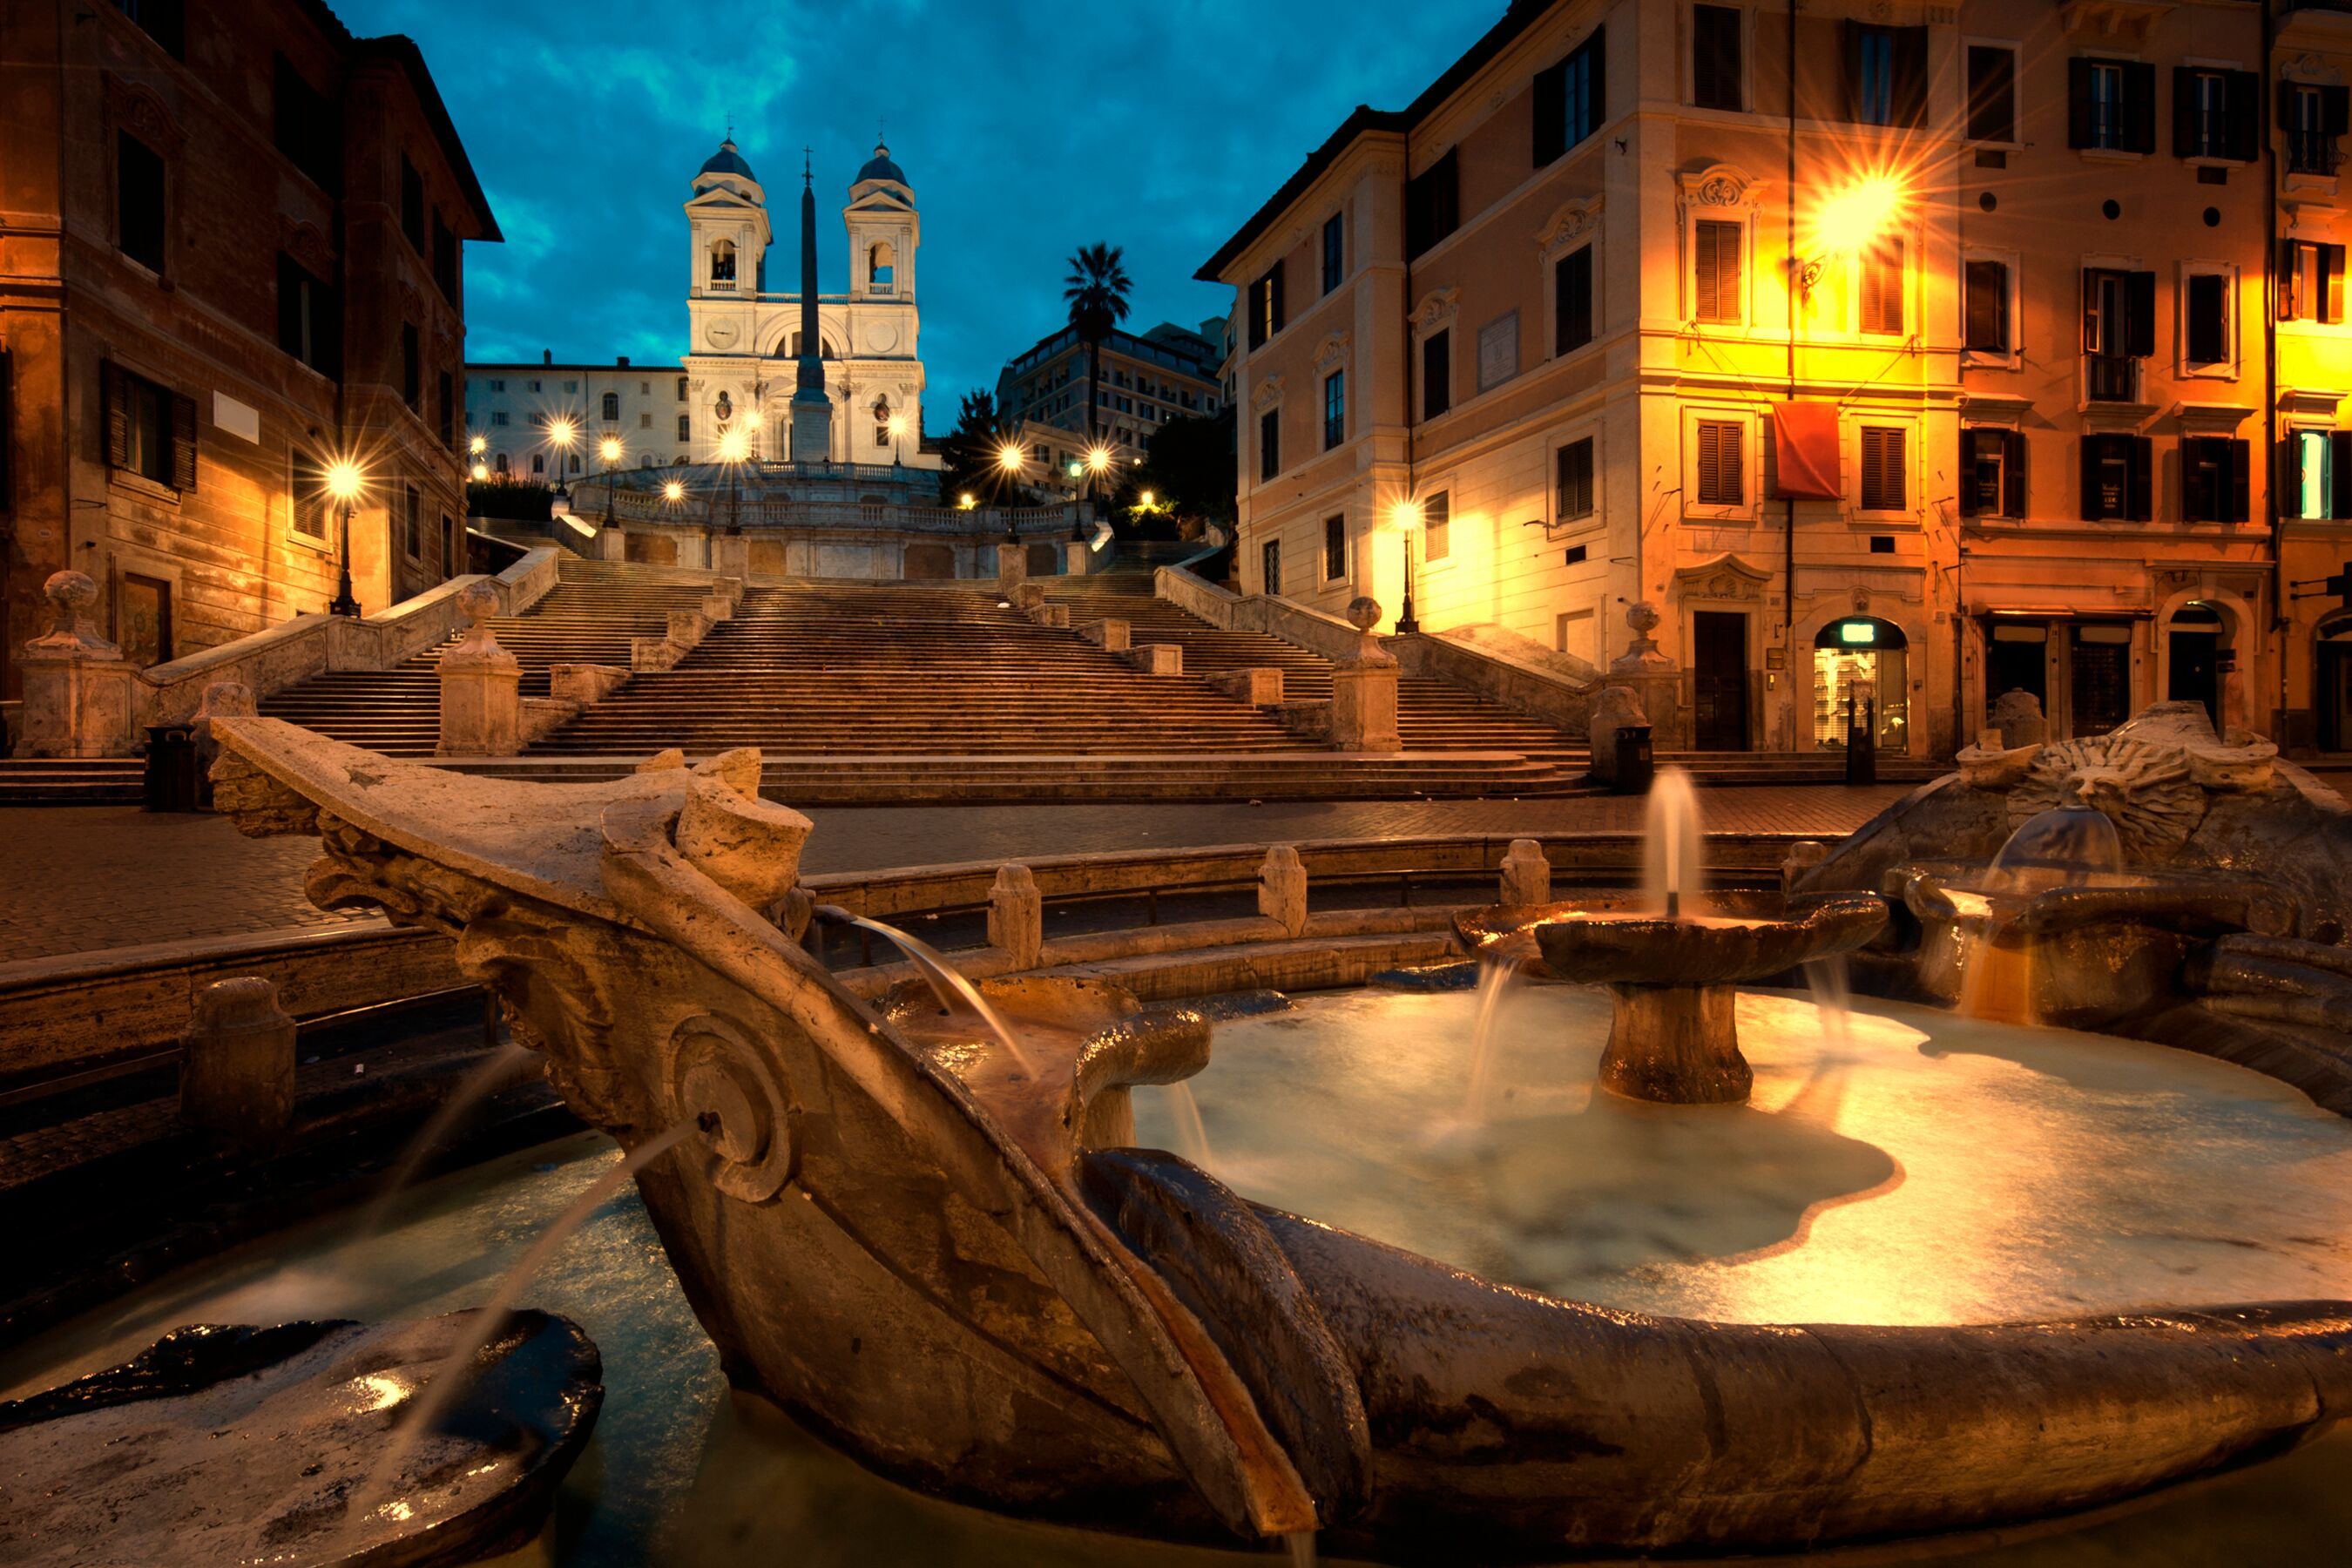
2165 601 2225 727
1812 617 1909 753
2320 613 2352 751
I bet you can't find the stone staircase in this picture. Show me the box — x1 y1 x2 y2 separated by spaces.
256 560 720 755
0 757 145 805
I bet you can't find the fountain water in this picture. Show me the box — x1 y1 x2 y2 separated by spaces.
1958 804 2128 1024
346 1120 699 1538
815 905 1037 1076
355 1038 537 1242
1462 952 1525 1118
1643 766 1703 919
1163 1082 1214 1168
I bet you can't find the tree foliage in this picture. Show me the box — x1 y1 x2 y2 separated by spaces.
936 388 1044 507
1140 407 1237 529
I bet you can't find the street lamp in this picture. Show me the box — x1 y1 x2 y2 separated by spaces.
546 415 578 520
598 435 624 529
1390 496 1423 634
326 456 366 617
719 425 751 533
466 432 488 484
1077 442 1113 541
888 414 908 466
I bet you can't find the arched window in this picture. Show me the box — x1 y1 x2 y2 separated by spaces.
676 376 689 402
710 237 736 284
601 391 619 421
869 240 896 293
494 452 509 474
873 395 893 450
715 390 733 422
1812 618 1909 754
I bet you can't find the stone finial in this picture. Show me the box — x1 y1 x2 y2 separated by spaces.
1611 601 1673 674
1342 596 1396 667
988 863 1044 968
443 579 517 669
30 571 119 656
180 975 296 1144
1500 839 1551 907
676 776 813 909
1257 844 1308 935
1781 840 1828 893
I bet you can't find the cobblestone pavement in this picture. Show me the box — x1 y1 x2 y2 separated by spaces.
0 787 1909 967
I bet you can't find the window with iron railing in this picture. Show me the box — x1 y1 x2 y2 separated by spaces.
2085 354 2137 402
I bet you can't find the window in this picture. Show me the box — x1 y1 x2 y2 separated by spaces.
2285 83 2350 177
432 213 457 301
1848 24 1925 127
1261 537 1281 596
1323 515 1347 581
1321 213 1343 294
275 253 341 375
2080 432 2152 520
1696 420 1743 504
400 323 421 409
1965 260 2011 353
1558 436 1595 521
1967 45 2016 142
117 132 166 274
2281 240 2347 323
677 376 689 401
290 451 328 537
1323 370 1345 449
1423 491 1450 562
2281 429 2352 520
869 240 895 291
2186 273 2229 366
1693 220 1741 323
1260 406 1281 481
114 0 185 56
2176 69 2256 161
1247 261 1285 348
490 411 508 425
1406 150 1458 258
1859 238 1903 335
2069 58 2156 153
1534 28 1606 165
1959 428 2026 518
710 238 737 284
403 483 421 557
1421 329 1451 419
272 56 339 192
2182 437 2250 522
1556 244 1593 355
495 453 508 474
1859 426 1906 510
2083 268 2155 400
602 391 620 422
1477 313 1518 392
1692 5 1741 113
400 155 425 251
103 361 193 490
640 412 652 429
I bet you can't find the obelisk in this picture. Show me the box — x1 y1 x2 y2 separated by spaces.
789 153 833 465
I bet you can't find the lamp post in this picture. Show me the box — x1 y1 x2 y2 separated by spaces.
719 426 750 534
326 457 365 617
1391 497 1423 634
468 433 488 483
1075 442 1112 541
888 414 908 467
598 435 624 530
545 416 578 524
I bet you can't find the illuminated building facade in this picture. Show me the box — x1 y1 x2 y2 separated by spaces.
1202 0 2352 756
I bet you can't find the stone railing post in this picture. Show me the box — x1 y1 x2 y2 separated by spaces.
438 581 523 756
1329 596 1401 752
1500 838 1552 906
1258 845 1308 936
192 679 257 808
997 542 1030 592
179 976 295 1145
709 532 750 579
13 571 141 758
989 863 1043 968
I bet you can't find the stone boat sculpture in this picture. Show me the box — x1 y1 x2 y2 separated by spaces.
206 717 2352 1562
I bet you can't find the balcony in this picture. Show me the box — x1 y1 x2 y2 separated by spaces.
2085 354 2138 403
2288 132 2344 178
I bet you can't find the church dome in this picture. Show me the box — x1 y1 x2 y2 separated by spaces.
855 142 909 190
699 139 757 182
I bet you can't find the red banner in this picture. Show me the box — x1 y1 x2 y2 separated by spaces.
1771 402 1842 500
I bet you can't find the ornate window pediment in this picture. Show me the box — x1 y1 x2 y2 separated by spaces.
1408 287 1460 333
1312 332 1350 373
1250 375 1285 413
1673 551 1774 601
1676 164 1763 215
1537 196 1603 260
278 217 333 276
105 76 185 149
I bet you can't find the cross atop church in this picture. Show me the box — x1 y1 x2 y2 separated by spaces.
803 146 814 185
724 109 733 140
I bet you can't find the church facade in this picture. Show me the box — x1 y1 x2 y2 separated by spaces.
677 139 934 469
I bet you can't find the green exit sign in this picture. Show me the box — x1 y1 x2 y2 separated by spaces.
1839 621 1876 645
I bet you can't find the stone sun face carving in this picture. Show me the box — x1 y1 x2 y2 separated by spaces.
2008 735 2207 859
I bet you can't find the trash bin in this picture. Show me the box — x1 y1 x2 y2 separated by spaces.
1612 724 1654 795
1844 698 1877 787
144 722 201 813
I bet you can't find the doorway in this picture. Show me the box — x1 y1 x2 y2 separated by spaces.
1811 617 1909 753
1692 610 1748 751
2320 618 2352 750
118 574 172 668
1984 620 2048 722
2166 603 2222 727
1261 538 1282 598
2070 623 2133 737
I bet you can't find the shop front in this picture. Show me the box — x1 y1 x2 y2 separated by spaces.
1812 617 1909 753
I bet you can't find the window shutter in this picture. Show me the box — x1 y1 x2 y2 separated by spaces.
2004 429 2028 518
1722 423 1743 501
1587 26 1606 133
101 360 128 470
2126 271 2157 358
2281 436 2306 519
1699 423 1720 501
2069 58 2097 148
2126 62 2158 152
2126 436 2152 521
2186 274 2227 363
2081 435 2102 518
2335 431 2352 521
2227 71 2261 160
2080 267 2099 351
1532 59 1566 165
2326 245 2348 325
1269 260 1285 335
2326 84 2351 139
2281 81 2304 133
1958 428 1979 517
170 390 198 491
2172 67 2198 158
1558 246 1592 353
1893 27 1929 127
2184 439 2213 521
2228 437 2252 523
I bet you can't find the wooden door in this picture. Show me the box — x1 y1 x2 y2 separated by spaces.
1692 611 1748 750
118 574 172 668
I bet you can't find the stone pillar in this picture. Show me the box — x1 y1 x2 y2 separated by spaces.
1257 845 1307 935
13 571 141 758
592 527 627 561
439 581 523 757
709 532 750 579
1064 539 1092 577
1080 618 1131 652
1330 596 1402 752
988 863 1043 968
179 976 296 1144
700 591 734 622
996 543 1029 592
1608 601 1685 751
192 679 257 808
1500 839 1551 906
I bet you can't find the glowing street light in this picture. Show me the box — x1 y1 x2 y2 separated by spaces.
996 442 1025 474
717 426 752 533
467 434 487 457
1799 173 1907 292
1390 496 1423 634
958 491 977 510
718 428 751 463
887 414 908 465
324 456 367 617
470 461 489 482
662 479 686 504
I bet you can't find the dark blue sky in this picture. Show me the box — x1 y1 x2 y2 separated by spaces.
338 0 1493 418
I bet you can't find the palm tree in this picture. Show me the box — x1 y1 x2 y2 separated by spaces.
1063 243 1133 502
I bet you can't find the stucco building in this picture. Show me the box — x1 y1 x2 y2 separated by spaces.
0 0 496 700
997 319 1225 496
1202 0 2352 758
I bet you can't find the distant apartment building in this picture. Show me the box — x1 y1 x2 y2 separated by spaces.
464 356 690 480
0 0 497 697
997 320 1223 494
1201 0 2352 757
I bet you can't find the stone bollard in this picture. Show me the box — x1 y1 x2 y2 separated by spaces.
1500 839 1551 907
439 581 523 756
1079 618 1131 652
1258 845 1308 936
1329 597 1401 751
989 863 1043 969
192 679 257 808
13 571 139 758
180 976 296 1144
1781 840 1828 893
997 543 1030 592
700 591 735 623
1130 644 1184 676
